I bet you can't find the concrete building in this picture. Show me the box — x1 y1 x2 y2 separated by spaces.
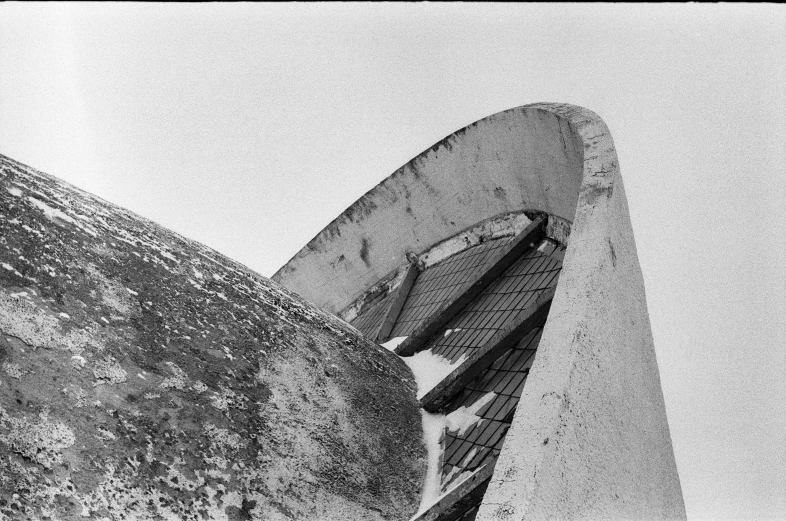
0 154 426 520
273 103 687 520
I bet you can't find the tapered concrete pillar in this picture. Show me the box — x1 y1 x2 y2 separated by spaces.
475 106 686 521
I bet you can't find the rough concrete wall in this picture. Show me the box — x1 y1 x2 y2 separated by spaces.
273 104 585 314
273 103 685 519
0 155 425 521
476 107 686 520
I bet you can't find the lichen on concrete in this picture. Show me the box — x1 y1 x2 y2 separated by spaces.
91 358 128 385
0 154 425 520
1 363 20 380
159 361 188 390
0 406 75 469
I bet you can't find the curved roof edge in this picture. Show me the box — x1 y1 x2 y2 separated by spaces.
273 102 597 314
468 104 686 520
273 103 686 519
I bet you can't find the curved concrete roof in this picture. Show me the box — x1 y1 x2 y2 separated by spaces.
273 103 602 315
274 103 686 520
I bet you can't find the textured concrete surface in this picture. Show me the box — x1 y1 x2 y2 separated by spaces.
275 104 686 520
0 155 425 520
474 107 687 520
273 104 584 315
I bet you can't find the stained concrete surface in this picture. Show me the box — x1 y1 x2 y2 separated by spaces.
0 154 425 520
475 106 686 521
275 103 686 520
273 104 585 315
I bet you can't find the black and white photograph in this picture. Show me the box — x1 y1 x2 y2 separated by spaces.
0 4 783 520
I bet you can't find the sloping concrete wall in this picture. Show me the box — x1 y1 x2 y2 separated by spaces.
0 155 426 520
475 106 687 520
274 103 686 519
272 104 584 315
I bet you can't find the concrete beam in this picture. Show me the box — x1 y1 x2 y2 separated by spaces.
374 261 419 343
419 288 554 413
409 463 496 521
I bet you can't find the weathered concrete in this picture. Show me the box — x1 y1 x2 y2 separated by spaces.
275 103 686 520
338 211 540 325
273 104 585 315
0 155 425 520
475 107 687 521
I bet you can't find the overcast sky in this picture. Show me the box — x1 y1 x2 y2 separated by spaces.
1 3 784 519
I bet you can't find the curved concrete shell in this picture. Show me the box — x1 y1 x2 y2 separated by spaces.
273 103 590 315
274 103 686 520
0 155 425 520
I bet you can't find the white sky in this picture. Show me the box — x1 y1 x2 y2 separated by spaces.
1 3 784 519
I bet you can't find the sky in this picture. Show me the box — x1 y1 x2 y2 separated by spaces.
1 3 784 519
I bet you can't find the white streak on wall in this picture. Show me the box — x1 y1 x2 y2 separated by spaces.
28 196 77 225
443 328 463 337
404 350 467 400
414 408 446 514
382 336 470 515
380 336 408 352
444 392 496 436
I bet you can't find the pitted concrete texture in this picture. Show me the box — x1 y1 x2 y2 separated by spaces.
0 155 425 520
475 108 686 520
273 104 585 315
